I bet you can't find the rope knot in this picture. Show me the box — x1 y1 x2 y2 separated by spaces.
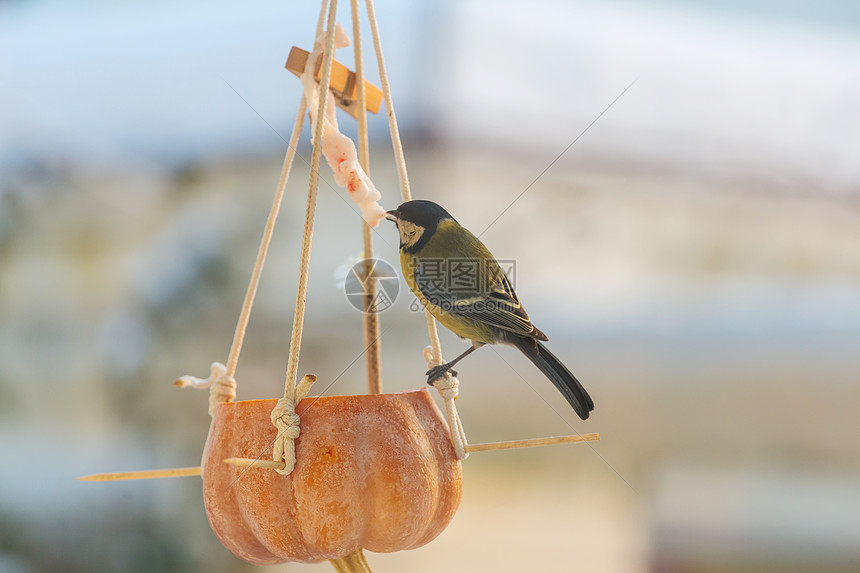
270 374 317 475
423 345 459 400
174 362 236 416
423 345 442 368
271 398 302 440
432 374 460 401
421 342 468 460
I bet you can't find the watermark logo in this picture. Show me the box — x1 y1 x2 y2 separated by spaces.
343 258 400 313
344 257 518 314
405 257 518 312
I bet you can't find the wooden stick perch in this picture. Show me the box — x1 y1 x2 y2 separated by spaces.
223 433 601 470
76 433 600 481
463 433 599 452
76 466 201 481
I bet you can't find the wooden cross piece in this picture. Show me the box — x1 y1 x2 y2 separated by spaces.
285 46 383 120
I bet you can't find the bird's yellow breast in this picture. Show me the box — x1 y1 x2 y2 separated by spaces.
399 223 499 343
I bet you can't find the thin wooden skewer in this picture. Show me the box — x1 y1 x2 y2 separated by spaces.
223 458 289 470
463 433 599 453
76 466 201 481
76 433 601 480
223 433 601 470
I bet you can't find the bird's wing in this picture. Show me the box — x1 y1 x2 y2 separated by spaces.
412 224 545 339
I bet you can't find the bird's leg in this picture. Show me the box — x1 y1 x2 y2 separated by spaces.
426 342 485 385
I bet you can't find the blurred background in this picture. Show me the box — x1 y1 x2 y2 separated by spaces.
2 0 860 571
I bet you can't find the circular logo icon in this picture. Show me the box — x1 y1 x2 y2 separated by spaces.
343 258 400 313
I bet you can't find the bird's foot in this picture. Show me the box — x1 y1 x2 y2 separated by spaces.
426 364 457 386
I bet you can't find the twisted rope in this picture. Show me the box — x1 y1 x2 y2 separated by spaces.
175 62 308 414
366 0 468 460
351 0 383 395
271 0 340 474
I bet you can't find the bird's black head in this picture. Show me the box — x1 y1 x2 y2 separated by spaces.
385 200 457 254
386 200 456 227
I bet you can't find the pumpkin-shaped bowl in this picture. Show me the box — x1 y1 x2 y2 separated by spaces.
201 388 463 565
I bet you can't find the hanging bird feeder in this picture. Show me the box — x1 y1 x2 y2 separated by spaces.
203 391 461 565
80 1 599 571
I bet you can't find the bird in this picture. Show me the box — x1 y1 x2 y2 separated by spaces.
385 199 594 420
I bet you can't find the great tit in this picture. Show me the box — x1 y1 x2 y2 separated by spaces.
386 199 594 420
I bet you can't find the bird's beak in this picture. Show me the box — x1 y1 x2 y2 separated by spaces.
385 210 399 223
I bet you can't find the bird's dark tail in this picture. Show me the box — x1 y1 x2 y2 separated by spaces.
512 337 594 420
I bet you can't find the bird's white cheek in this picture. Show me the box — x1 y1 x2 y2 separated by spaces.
398 222 425 248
